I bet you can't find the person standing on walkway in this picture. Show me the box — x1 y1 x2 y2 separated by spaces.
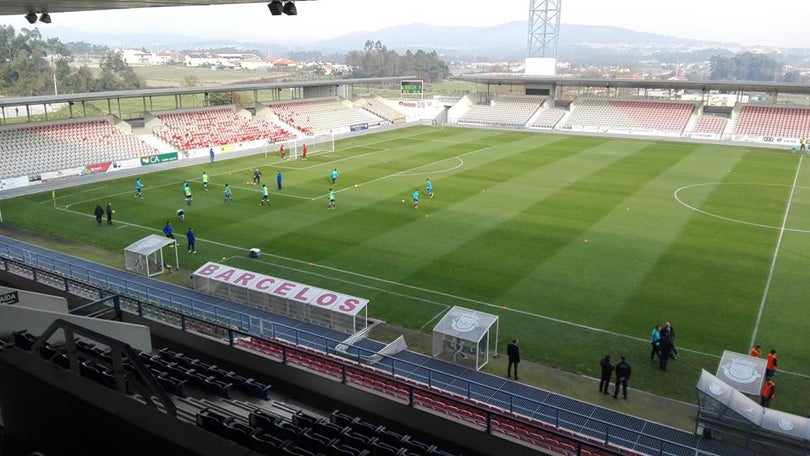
186 227 196 253
507 339 520 380
599 354 613 394
650 324 661 362
209 147 215 163
766 349 778 378
659 335 673 372
613 356 631 399
761 377 776 408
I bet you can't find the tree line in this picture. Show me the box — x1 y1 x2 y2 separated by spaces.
0 25 141 97
346 40 450 82
710 51 808 83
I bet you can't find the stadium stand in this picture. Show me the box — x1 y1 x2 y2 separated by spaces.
528 107 568 129
733 104 810 140
150 106 295 151
456 95 545 128
692 115 728 136
358 97 407 123
561 98 695 135
268 98 385 135
0 118 158 179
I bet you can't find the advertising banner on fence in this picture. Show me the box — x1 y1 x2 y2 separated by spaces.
41 167 84 182
350 123 369 132
83 162 112 175
0 176 31 191
140 152 179 166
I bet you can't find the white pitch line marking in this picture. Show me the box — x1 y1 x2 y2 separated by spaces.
750 154 804 347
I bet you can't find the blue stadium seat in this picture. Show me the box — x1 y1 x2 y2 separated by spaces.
369 440 400 456
249 409 280 432
242 378 272 400
282 446 315 456
293 411 320 428
204 378 232 398
250 432 286 453
156 374 187 397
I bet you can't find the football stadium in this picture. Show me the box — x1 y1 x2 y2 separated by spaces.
2 2 810 456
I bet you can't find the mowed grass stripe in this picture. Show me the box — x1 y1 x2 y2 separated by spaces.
501 142 748 332
746 156 810 377
620 148 798 352
407 139 684 308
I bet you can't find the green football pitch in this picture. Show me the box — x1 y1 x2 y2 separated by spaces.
3 125 810 412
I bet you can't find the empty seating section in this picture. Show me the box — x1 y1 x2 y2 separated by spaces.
191 404 463 456
269 99 383 135
457 95 545 128
734 105 810 138
693 115 728 134
362 98 406 122
153 107 294 151
529 108 567 129
563 99 694 134
0 119 157 179
142 347 272 400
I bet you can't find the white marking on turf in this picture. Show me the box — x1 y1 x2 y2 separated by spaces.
674 182 810 233
395 157 464 177
54 204 717 358
750 154 804 348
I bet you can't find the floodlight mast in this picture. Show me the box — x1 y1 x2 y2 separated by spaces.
526 0 561 76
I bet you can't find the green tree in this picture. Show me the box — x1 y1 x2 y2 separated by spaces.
96 51 141 91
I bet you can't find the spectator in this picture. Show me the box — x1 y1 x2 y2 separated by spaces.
507 339 520 380
599 354 613 394
613 356 631 400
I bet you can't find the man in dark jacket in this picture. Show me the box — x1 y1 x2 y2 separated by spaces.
105 202 113 225
613 356 632 399
94 204 104 225
507 339 520 380
599 354 613 394
659 335 673 372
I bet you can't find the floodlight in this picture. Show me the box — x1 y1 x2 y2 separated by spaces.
25 12 37 24
282 1 297 15
267 0 283 15
39 13 51 23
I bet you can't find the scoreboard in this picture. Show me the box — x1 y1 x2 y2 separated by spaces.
401 80 423 96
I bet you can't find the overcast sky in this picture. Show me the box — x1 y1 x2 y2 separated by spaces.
0 0 807 48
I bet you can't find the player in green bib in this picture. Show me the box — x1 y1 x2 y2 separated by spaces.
202 172 210 191
260 184 270 206
328 188 336 210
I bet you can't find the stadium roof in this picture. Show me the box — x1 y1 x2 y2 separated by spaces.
0 0 314 15
0 76 413 110
458 74 810 95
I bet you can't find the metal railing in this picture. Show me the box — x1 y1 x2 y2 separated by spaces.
0 242 721 456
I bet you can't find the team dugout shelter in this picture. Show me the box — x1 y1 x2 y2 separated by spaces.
432 306 499 371
192 262 368 335
124 234 179 277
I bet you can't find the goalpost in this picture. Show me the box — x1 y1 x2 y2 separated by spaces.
290 131 335 160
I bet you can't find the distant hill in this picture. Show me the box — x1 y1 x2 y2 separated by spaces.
40 21 727 61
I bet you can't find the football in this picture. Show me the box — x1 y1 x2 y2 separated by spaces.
111 210 116 214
